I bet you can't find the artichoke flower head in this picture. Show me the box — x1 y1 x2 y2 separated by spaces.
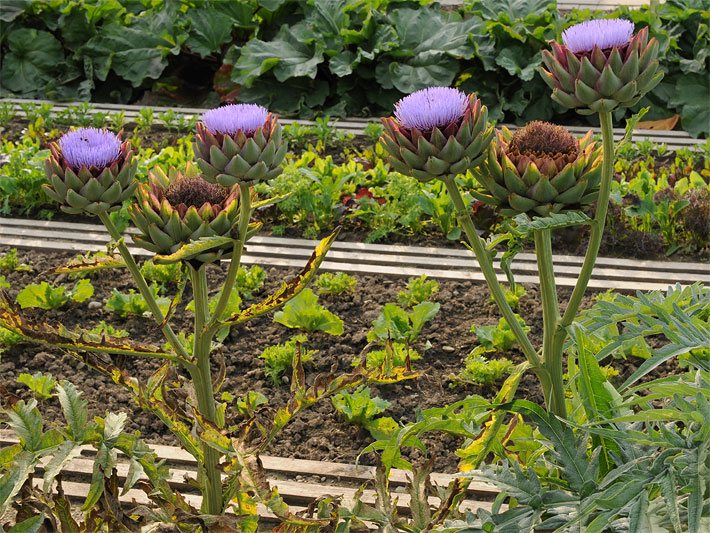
194 103 287 187
129 163 242 264
380 86 494 182
541 18 663 114
474 121 603 217
44 128 137 215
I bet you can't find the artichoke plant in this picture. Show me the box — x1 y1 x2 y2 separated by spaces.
541 19 662 114
129 163 243 264
44 128 137 215
474 121 602 216
193 103 287 187
380 87 494 182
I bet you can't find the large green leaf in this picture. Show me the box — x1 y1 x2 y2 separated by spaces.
0 29 64 93
233 25 324 86
56 381 88 441
669 73 710 137
0 0 32 22
185 8 235 57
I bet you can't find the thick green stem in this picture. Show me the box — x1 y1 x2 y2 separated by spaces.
209 183 252 332
188 266 223 515
443 176 543 373
534 229 565 417
98 212 189 360
551 112 616 361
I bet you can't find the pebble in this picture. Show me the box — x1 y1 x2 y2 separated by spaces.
394 486 407 493
88 301 102 310
295 475 304 481
442 345 456 353
282 375 289 384
320 476 327 482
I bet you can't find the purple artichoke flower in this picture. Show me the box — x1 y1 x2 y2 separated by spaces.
194 104 286 187
562 19 634 53
394 87 469 131
58 128 122 170
380 87 494 182
201 103 269 135
541 18 662 114
44 128 137 216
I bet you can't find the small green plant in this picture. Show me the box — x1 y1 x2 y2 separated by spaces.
87 321 129 338
471 315 530 353
274 288 344 335
491 284 527 310
458 348 515 385
0 275 9 289
235 265 266 300
368 301 440 345
16 279 94 310
140 260 184 286
363 122 385 144
397 275 439 307
0 326 22 354
135 107 155 134
315 272 357 296
0 102 15 129
17 371 57 400
0 248 32 271
105 284 169 318
355 342 421 370
259 334 317 385
332 386 389 426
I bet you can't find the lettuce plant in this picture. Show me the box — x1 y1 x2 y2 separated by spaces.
274 288 344 335
259 334 316 385
16 279 93 310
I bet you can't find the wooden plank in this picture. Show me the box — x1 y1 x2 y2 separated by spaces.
0 431 499 497
6 225 706 284
3 217 708 274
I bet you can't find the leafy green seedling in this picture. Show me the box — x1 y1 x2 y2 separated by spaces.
332 386 389 426
140 260 183 286
17 371 57 400
0 248 32 271
397 275 439 307
458 347 514 385
315 272 357 296
471 315 529 352
355 342 421 370
490 284 527 310
16 279 94 310
368 301 440 344
259 334 317 385
235 265 266 300
363 123 385 145
274 288 344 335
87 321 128 339
0 327 22 353
105 284 170 318
0 275 9 289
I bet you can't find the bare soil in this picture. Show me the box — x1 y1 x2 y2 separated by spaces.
0 246 678 473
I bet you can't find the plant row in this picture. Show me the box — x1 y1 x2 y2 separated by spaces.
2 110 708 259
0 0 708 135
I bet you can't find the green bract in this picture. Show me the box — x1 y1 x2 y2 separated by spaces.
193 113 287 187
43 138 137 216
128 163 243 264
380 94 494 183
473 123 602 217
540 27 663 115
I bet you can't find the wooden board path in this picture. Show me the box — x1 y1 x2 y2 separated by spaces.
0 431 499 524
1 217 707 292
3 97 702 151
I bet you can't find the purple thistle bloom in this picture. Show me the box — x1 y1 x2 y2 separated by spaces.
59 128 121 170
202 103 269 135
394 87 468 131
562 19 634 53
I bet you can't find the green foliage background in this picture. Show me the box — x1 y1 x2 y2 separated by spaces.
1 0 707 135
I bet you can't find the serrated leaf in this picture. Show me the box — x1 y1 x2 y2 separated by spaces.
6 399 43 452
17 371 56 400
512 211 592 235
0 450 34 516
8 514 44 533
51 254 126 275
225 228 339 325
42 441 82 493
56 381 88 441
153 235 236 264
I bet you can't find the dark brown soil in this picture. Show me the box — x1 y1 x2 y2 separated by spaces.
0 247 679 472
